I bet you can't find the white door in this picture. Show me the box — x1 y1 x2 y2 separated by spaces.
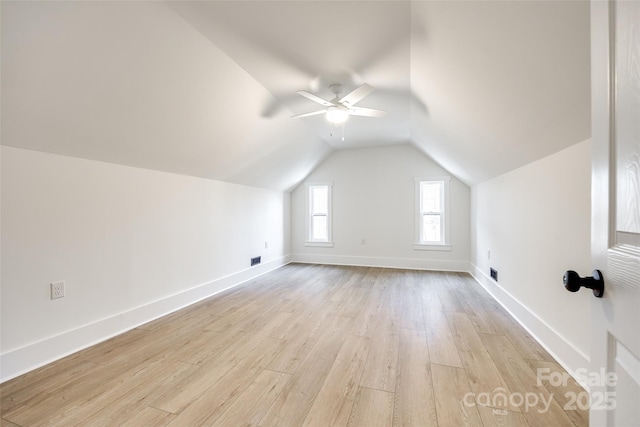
590 1 640 426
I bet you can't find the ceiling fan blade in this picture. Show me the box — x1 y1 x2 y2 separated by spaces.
296 91 334 107
339 83 375 106
291 109 327 118
349 106 386 117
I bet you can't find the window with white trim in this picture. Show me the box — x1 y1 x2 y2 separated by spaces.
414 177 451 251
305 182 333 247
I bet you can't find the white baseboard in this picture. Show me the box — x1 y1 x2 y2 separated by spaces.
0 256 291 383
291 253 470 272
470 263 590 387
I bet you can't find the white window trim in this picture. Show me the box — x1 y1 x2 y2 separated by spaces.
413 243 452 251
305 241 334 248
304 182 334 247
414 176 451 250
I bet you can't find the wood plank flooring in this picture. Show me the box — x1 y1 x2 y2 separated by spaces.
0 264 588 426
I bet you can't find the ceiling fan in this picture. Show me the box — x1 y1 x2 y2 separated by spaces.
292 83 386 124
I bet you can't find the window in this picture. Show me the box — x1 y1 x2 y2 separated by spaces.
414 177 451 251
305 182 333 247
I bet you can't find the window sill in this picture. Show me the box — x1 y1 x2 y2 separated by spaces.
305 241 334 248
413 244 452 252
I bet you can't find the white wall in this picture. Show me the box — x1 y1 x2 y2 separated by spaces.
291 144 470 271
0 146 289 381
470 140 592 375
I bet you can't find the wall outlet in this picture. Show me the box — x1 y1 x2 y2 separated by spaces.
490 268 498 282
264 241 268 249
251 256 261 266
51 281 65 300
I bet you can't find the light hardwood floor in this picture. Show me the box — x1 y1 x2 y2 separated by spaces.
1 264 588 426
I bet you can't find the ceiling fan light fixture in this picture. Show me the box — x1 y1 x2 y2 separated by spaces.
326 106 349 124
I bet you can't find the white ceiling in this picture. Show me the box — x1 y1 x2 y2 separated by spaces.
1 1 591 190
168 1 414 149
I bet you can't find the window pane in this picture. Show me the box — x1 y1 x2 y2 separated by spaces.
421 182 441 213
312 215 328 241
311 186 328 214
422 214 441 242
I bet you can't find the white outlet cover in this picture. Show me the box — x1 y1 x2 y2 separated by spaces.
51 281 65 300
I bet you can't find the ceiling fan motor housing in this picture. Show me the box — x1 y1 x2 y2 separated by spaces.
329 83 343 97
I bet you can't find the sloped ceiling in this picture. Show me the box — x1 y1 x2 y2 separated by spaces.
409 1 591 183
1 1 591 190
1 1 331 191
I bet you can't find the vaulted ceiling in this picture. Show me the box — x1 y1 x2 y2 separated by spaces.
1 1 591 191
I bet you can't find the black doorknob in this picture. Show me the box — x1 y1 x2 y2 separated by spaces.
563 270 605 298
